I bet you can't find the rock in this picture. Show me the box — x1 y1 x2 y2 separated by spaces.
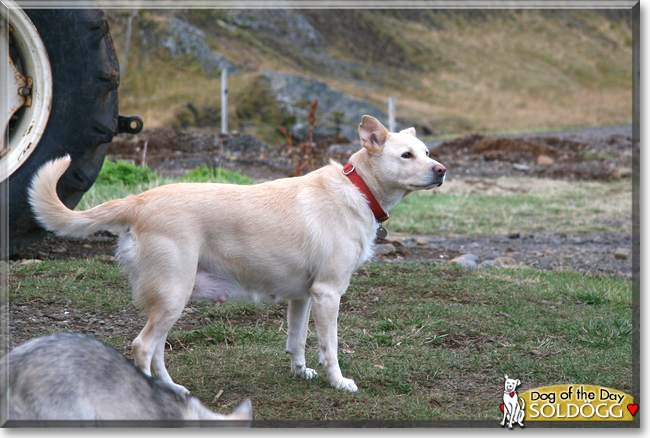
19 259 42 266
513 163 530 172
52 246 67 254
416 237 431 246
158 17 238 75
449 254 479 269
481 256 518 269
263 71 389 141
614 248 629 260
495 256 517 266
537 154 555 166
398 237 417 247
479 259 496 268
96 255 116 263
508 232 521 239
613 167 632 178
373 243 397 257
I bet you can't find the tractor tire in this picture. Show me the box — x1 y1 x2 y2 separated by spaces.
4 9 119 255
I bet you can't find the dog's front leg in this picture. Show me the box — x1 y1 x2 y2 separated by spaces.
500 406 508 426
507 406 515 429
310 282 358 392
286 298 318 380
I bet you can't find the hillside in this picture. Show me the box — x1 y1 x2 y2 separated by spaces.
107 9 633 144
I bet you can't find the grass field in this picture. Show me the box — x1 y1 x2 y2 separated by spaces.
391 177 632 236
9 157 633 422
8 259 632 420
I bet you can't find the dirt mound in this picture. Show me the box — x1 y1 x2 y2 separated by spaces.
436 134 586 162
433 130 631 180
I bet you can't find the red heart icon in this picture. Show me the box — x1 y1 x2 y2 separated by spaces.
627 404 638 416
510 392 515 397
500 404 504 412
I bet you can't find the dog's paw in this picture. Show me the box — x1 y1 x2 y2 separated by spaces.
292 365 318 380
165 381 191 396
333 377 358 392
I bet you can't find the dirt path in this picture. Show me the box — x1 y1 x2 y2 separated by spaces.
385 231 632 279
11 229 632 280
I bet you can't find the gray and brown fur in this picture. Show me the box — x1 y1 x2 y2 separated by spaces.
0 333 251 421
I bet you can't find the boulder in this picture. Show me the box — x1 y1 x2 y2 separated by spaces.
449 254 479 269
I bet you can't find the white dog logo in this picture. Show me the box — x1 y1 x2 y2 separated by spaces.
500 374 525 428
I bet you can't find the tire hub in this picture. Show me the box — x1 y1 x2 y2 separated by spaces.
1 4 53 182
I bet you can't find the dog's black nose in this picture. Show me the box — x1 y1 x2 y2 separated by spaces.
433 163 447 177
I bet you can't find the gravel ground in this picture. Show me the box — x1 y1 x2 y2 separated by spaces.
11 228 633 280
384 231 632 279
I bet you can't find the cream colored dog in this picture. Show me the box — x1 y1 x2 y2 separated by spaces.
29 116 446 393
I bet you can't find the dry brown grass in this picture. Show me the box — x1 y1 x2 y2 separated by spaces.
113 10 632 137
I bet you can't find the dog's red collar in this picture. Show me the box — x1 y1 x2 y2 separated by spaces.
343 163 389 223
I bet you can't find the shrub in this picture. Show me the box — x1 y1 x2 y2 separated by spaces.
95 160 158 187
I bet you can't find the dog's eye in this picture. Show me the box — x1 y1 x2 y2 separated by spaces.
401 152 413 159
425 149 430 157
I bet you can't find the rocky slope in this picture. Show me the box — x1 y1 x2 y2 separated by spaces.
107 9 633 143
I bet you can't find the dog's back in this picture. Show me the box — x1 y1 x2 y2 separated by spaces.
0 333 251 421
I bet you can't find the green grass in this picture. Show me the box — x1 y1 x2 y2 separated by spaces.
180 165 254 185
9 258 131 313
8 259 632 421
95 160 159 187
78 161 253 209
390 177 632 235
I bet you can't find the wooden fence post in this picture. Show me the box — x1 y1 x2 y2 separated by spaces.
387 96 395 132
221 68 228 135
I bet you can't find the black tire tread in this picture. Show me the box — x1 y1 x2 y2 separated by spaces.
5 9 120 254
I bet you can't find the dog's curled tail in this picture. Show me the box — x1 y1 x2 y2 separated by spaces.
28 155 133 238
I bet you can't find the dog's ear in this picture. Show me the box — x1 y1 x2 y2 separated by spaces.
359 115 389 154
516 379 521 387
400 127 416 137
504 374 509 380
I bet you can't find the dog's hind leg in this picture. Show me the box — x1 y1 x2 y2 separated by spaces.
286 298 317 380
130 237 198 394
132 297 188 394
152 337 189 394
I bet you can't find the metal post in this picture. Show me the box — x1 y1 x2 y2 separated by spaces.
387 96 395 132
221 68 228 135
120 10 137 79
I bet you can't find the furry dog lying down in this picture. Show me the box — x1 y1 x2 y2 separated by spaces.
0 333 252 422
